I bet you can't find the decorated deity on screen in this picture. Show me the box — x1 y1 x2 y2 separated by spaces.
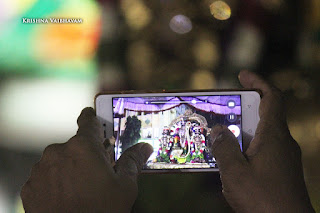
190 124 206 163
172 127 180 149
178 118 189 154
156 126 172 162
170 127 182 162
170 117 190 162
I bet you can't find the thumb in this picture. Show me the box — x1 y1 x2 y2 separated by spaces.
210 125 248 174
114 143 153 182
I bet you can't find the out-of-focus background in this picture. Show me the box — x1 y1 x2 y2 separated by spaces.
0 0 319 212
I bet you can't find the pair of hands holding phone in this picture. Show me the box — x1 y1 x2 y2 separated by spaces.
21 71 314 212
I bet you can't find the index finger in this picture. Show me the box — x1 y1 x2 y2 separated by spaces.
114 143 153 182
76 107 104 143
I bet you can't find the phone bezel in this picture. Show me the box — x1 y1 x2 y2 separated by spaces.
95 89 260 173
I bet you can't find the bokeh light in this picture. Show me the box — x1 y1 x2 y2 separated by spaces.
169 14 192 34
289 121 304 143
127 41 154 88
127 41 154 70
226 23 263 69
121 0 152 31
210 1 231 21
32 0 101 62
193 36 220 68
288 117 320 156
190 69 216 89
308 0 320 30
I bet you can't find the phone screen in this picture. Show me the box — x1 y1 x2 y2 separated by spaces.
112 95 242 170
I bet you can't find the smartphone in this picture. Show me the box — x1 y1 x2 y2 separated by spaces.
95 89 260 172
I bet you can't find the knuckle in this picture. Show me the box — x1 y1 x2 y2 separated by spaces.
43 144 60 156
77 127 104 143
222 166 248 189
124 151 142 167
42 144 63 162
65 136 92 154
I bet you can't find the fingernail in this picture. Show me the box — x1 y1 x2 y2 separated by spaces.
239 70 250 81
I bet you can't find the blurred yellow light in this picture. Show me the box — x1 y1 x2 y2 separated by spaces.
193 37 219 68
288 116 320 156
121 0 152 30
33 24 100 61
15 196 24 213
308 0 320 30
127 41 154 88
190 69 216 89
292 79 311 99
210 1 231 20
127 41 153 69
289 121 304 142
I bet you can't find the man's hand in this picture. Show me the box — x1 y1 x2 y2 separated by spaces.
210 70 315 212
20 107 153 213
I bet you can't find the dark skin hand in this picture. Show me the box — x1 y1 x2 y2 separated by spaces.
20 107 153 213
210 70 315 212
20 71 315 213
